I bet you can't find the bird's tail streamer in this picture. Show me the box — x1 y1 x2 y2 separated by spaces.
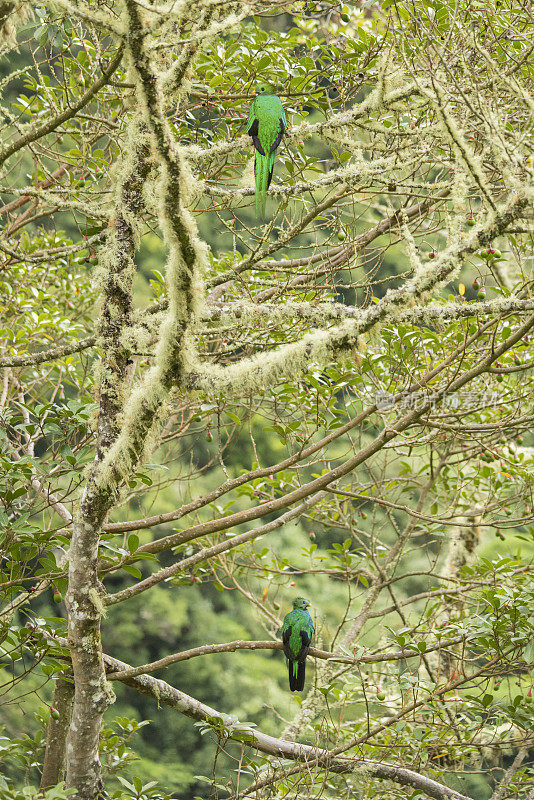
255 152 275 219
289 660 305 692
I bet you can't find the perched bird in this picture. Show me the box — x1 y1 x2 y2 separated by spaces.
246 81 286 219
281 597 314 692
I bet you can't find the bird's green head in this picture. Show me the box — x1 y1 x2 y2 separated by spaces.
293 597 310 610
254 81 276 96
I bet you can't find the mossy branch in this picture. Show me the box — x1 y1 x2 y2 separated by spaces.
190 195 529 396
184 82 421 165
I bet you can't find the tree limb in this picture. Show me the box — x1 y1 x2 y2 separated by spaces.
106 636 467 682
102 652 474 800
0 48 124 169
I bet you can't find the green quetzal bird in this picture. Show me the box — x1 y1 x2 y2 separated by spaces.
246 81 286 219
281 597 314 692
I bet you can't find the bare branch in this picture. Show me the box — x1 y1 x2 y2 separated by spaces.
106 636 467 682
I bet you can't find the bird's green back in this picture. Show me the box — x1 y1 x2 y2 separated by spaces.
249 94 285 152
281 608 314 658
247 83 286 218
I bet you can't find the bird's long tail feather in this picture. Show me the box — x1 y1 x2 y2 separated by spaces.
255 152 275 219
289 659 305 692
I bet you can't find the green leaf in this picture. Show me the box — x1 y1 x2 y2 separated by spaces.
122 565 142 579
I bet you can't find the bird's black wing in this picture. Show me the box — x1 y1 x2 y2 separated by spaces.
293 631 312 692
265 120 286 188
282 625 293 661
295 629 311 662
270 119 286 153
247 118 266 156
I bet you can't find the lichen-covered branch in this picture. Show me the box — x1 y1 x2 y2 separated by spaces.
184 81 421 165
62 3 209 792
0 166 68 216
64 118 152 798
189 194 529 396
0 335 97 369
85 0 207 497
2 294 534 371
206 295 534 329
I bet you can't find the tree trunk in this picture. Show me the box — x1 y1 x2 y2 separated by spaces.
63 121 150 799
40 672 74 789
65 509 115 798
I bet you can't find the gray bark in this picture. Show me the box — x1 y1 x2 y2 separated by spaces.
40 672 75 789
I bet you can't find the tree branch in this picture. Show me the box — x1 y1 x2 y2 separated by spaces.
104 489 330 605
0 166 68 216
40 671 74 789
0 335 97 368
0 48 124 168
102 652 474 800
106 636 467 682
205 296 534 328
101 400 374 535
